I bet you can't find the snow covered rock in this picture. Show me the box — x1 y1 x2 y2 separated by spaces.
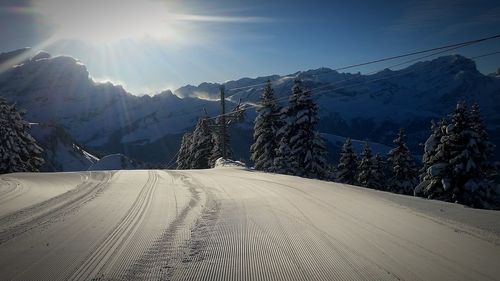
214 158 246 168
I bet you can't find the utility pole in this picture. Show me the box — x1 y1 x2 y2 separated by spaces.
219 86 227 159
207 86 246 161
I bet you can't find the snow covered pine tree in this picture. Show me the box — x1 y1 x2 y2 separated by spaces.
176 132 193 169
370 154 387 190
336 138 358 185
0 97 44 174
415 119 448 198
357 142 383 189
274 104 293 175
250 80 281 172
387 129 418 195
188 118 213 169
210 116 232 168
416 102 499 209
274 79 327 178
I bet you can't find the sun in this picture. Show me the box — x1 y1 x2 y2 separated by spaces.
33 0 174 43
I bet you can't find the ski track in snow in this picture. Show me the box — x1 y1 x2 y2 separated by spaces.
0 168 499 280
0 177 28 205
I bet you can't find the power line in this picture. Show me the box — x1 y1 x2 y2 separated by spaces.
207 43 485 120
298 42 474 96
207 47 500 121
166 36 500 124
225 33 500 92
470 50 500 60
167 48 500 169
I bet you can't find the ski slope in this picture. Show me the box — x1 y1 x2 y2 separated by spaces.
0 168 499 281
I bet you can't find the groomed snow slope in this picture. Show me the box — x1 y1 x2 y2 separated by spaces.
0 169 499 280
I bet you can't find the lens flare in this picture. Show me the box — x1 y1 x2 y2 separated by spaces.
32 0 172 43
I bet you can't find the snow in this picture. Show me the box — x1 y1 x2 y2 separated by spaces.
29 124 99 172
88 154 141 171
0 172 86 215
214 158 246 168
0 168 499 280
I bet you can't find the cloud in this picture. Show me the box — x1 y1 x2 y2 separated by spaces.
170 13 273 23
192 91 220 101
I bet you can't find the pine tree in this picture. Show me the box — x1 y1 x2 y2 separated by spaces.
274 79 328 178
357 142 374 188
336 138 358 184
209 116 231 167
415 119 448 197
449 103 496 207
290 84 328 178
275 80 302 175
371 154 387 190
189 118 213 169
274 121 293 174
0 98 44 174
250 80 281 172
274 83 299 175
305 132 328 179
469 103 496 174
416 102 499 208
176 132 193 169
387 129 418 195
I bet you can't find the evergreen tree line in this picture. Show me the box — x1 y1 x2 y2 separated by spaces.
333 102 499 209
335 130 419 195
0 97 44 174
250 81 499 209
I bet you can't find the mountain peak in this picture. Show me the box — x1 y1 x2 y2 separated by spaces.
409 54 478 75
31 51 52 61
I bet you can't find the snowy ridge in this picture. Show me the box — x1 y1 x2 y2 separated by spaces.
1 49 500 169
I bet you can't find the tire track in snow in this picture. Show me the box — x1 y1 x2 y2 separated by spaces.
123 171 215 281
67 170 159 281
177 172 397 281
174 174 303 281
0 172 114 245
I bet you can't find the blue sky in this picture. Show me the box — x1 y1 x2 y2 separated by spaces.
1 0 499 94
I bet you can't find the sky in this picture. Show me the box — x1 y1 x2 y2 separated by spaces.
0 0 499 95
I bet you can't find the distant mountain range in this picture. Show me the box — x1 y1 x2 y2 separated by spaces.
1 48 499 171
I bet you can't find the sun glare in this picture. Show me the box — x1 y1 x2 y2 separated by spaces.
33 0 174 43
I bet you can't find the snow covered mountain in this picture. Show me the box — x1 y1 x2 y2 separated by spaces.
30 124 99 172
1 48 499 170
